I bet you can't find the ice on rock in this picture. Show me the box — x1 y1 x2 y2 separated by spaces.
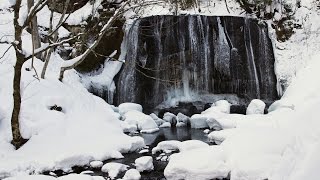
215 100 231 114
101 162 128 179
123 169 141 180
135 156 154 172
123 110 159 133
190 114 209 129
164 146 229 180
246 99 266 115
90 160 103 168
119 103 143 115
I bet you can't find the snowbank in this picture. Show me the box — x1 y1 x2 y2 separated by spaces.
164 146 229 180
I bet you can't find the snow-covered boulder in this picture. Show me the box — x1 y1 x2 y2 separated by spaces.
176 113 190 124
246 99 266 115
124 110 159 133
215 100 231 114
123 169 141 180
119 121 138 133
119 103 143 115
208 129 235 145
176 122 186 127
190 114 209 129
152 140 181 154
178 140 209 152
89 161 103 168
164 146 229 180
163 112 177 124
135 156 154 172
149 113 166 126
159 122 171 128
101 162 128 179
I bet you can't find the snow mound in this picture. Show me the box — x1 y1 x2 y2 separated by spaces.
119 103 143 115
135 156 154 172
246 99 266 115
164 146 229 180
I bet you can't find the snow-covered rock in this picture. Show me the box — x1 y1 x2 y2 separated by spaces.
135 156 154 172
152 140 181 154
101 162 128 179
203 129 210 134
176 113 190 124
119 121 138 133
190 114 209 129
208 129 235 145
123 110 159 133
164 146 229 180
215 100 231 114
152 140 208 154
123 169 141 180
246 99 266 115
159 122 171 128
90 161 103 168
178 140 209 152
163 112 177 125
176 122 186 127
149 113 166 126
119 103 143 115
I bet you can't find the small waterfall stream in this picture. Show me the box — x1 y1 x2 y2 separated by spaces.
115 15 278 113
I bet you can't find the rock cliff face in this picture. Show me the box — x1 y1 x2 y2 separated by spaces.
116 15 278 112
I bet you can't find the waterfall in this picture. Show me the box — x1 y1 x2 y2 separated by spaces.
116 15 278 113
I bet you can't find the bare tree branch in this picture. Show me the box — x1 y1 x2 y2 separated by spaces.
58 1 130 81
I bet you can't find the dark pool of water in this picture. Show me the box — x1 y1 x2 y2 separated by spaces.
45 127 215 180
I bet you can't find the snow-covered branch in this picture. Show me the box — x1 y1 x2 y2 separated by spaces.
22 0 48 28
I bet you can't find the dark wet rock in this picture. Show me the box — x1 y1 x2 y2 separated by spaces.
230 105 247 114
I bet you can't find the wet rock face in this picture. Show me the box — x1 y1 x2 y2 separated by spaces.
116 15 278 111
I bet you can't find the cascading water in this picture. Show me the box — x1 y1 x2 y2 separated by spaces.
115 15 278 113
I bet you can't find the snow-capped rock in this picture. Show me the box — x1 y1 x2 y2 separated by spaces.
101 162 128 179
190 114 209 129
246 99 266 115
159 122 171 128
135 156 154 172
215 100 231 114
123 169 141 180
89 160 103 168
124 110 159 133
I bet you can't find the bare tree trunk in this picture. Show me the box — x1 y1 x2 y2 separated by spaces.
12 0 27 149
28 0 42 59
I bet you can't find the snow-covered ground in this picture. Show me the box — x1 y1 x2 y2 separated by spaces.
1 0 320 180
